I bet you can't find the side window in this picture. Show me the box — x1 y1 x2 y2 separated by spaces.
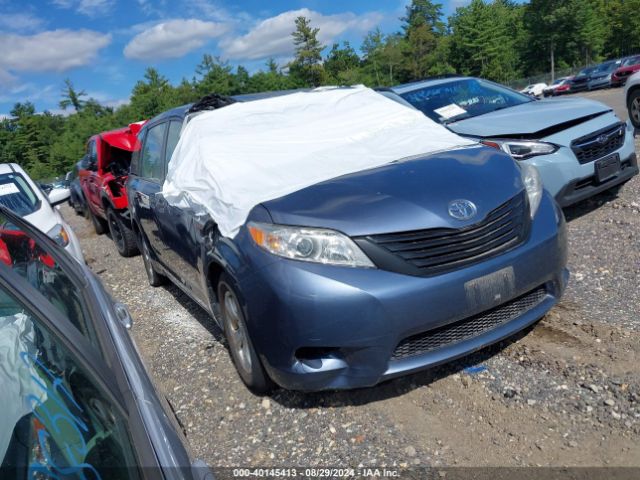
87 141 98 171
140 123 167 183
0 212 99 351
164 121 182 165
0 286 140 479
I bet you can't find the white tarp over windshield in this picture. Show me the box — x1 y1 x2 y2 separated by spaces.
163 86 476 238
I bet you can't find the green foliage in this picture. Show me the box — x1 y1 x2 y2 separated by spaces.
59 79 87 112
289 16 327 87
449 0 524 83
400 0 448 81
601 0 640 57
325 42 362 84
0 1 632 180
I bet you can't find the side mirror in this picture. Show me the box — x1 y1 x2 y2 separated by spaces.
48 187 71 207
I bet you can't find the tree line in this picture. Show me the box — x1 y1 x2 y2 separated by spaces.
2 0 639 179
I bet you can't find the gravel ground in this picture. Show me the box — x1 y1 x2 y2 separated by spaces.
61 88 639 469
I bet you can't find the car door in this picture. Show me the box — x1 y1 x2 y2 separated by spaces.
131 122 168 259
0 210 152 479
85 139 102 215
155 119 207 301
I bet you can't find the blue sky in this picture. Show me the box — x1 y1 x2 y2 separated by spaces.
0 0 474 116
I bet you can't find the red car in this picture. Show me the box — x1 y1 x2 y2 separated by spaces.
80 121 145 256
611 55 640 87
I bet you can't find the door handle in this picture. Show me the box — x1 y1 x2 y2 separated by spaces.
114 302 132 329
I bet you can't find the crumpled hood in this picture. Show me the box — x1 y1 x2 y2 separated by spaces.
261 146 524 237
447 97 611 138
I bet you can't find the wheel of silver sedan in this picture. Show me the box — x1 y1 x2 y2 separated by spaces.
223 289 252 373
217 273 273 393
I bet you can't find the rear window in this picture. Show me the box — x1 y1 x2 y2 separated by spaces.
0 173 39 216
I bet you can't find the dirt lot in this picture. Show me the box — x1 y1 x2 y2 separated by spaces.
62 87 639 469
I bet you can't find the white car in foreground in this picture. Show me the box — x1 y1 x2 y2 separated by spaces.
0 163 83 262
520 82 548 98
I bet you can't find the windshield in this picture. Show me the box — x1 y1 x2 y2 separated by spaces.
399 78 534 124
623 56 640 67
0 174 40 216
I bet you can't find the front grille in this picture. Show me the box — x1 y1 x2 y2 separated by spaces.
391 286 548 360
571 123 625 164
363 192 529 277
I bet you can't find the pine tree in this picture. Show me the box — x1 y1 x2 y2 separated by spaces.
59 79 87 112
400 0 447 81
289 16 326 87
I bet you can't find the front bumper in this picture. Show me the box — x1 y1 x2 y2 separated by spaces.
525 120 637 205
570 82 589 92
238 193 568 391
611 76 630 87
63 222 85 263
555 152 638 207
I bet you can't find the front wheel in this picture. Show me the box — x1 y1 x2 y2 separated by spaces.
107 208 139 257
629 90 640 129
218 273 273 394
88 206 107 235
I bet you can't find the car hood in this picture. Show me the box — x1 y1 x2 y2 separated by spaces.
261 146 524 237
447 97 611 138
24 204 61 235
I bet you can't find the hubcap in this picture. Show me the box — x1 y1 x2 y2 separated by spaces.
632 97 640 125
223 290 252 373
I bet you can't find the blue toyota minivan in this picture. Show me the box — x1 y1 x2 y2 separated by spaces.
126 93 569 392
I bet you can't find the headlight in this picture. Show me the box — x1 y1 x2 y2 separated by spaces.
47 224 70 247
247 222 374 268
520 164 542 218
482 140 558 160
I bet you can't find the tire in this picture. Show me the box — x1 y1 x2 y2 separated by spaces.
107 208 139 257
88 206 107 235
218 273 273 394
140 235 166 287
628 89 640 129
71 195 83 216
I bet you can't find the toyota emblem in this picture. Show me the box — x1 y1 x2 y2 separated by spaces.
448 199 478 221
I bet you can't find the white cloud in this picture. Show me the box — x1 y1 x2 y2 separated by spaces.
0 83 58 106
0 29 112 73
51 0 115 17
0 69 18 88
124 19 229 60
184 0 253 24
220 8 383 61
0 12 45 32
